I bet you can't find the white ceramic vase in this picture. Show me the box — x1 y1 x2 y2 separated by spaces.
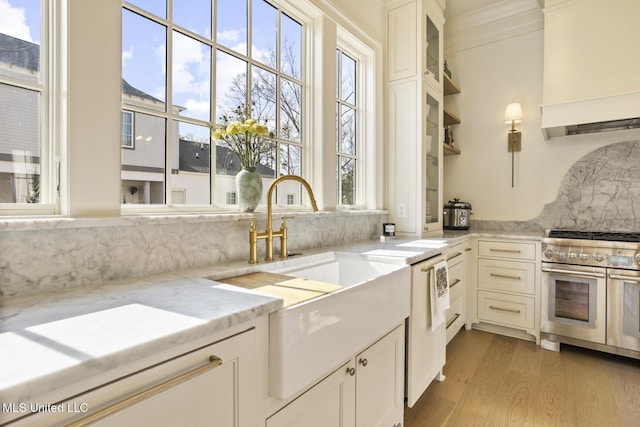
236 167 263 212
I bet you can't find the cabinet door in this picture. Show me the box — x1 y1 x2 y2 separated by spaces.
407 256 446 407
266 363 355 427
355 324 405 427
423 92 441 234
424 12 441 87
67 329 256 427
387 1 417 81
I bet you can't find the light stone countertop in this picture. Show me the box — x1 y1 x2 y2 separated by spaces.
0 229 541 415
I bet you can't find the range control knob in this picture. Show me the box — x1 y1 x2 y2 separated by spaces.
579 252 591 261
568 251 578 261
636 252 640 265
593 252 605 263
543 249 555 259
555 250 567 260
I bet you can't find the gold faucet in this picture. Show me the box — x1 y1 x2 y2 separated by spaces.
247 175 319 263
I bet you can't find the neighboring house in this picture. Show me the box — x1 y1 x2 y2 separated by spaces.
0 33 40 203
1 32 276 206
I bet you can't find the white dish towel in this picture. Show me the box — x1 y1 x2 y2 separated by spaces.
430 260 450 331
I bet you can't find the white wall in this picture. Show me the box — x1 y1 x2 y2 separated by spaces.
442 0 640 222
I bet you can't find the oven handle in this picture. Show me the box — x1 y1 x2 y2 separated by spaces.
608 273 640 283
542 267 606 279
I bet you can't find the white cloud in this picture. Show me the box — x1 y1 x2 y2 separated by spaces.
183 99 210 118
122 46 134 68
216 28 241 45
170 33 212 120
0 0 33 42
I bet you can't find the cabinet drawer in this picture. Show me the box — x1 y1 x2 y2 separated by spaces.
478 240 536 260
478 259 535 295
477 291 534 329
445 297 465 344
449 271 463 303
446 248 465 268
448 260 463 292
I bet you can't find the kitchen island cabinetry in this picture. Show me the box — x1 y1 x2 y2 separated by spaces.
470 238 541 344
387 0 446 236
10 323 262 427
266 324 405 427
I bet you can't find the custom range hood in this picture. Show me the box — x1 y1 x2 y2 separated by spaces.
540 0 640 139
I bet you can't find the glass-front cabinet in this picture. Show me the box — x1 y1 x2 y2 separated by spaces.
386 0 445 236
425 15 440 86
424 94 440 228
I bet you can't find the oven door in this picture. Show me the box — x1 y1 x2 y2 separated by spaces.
541 263 606 344
607 269 640 351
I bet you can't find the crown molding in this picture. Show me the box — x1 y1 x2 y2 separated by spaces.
444 0 543 56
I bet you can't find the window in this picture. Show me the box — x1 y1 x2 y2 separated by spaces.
121 111 134 148
121 0 304 208
0 0 50 207
336 48 357 206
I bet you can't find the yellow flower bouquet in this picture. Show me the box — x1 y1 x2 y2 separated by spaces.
210 105 274 169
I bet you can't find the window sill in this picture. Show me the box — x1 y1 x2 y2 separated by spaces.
0 209 388 232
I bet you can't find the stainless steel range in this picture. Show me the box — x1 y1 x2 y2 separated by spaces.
541 229 640 359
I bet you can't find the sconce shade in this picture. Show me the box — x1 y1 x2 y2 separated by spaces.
504 102 522 124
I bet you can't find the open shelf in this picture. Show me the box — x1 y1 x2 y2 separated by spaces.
443 143 461 156
443 74 461 155
443 74 460 96
443 108 460 126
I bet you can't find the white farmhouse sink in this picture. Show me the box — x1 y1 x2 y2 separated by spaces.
267 251 410 399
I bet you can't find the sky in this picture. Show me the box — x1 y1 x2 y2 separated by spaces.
0 0 40 43
0 0 301 143
122 1 300 129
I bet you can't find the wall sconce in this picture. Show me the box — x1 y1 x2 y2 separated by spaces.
504 102 522 187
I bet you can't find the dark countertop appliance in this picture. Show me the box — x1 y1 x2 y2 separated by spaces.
443 198 472 230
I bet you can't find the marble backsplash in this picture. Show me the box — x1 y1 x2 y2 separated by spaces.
4 140 639 298
0 211 386 298
473 139 640 233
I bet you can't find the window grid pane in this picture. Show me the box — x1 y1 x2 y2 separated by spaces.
123 1 304 208
0 0 45 205
336 48 358 206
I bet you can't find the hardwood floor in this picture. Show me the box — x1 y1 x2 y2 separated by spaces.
404 329 640 427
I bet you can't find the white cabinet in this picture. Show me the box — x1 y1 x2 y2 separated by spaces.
406 255 446 407
471 239 541 344
14 326 260 427
266 324 405 427
444 241 469 343
387 0 446 236
266 362 355 427
355 324 405 427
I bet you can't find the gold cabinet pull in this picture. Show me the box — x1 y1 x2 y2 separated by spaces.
359 358 368 367
446 313 461 329
68 355 223 426
447 252 463 261
346 367 355 376
449 278 461 288
490 273 521 280
490 248 521 253
489 305 521 314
